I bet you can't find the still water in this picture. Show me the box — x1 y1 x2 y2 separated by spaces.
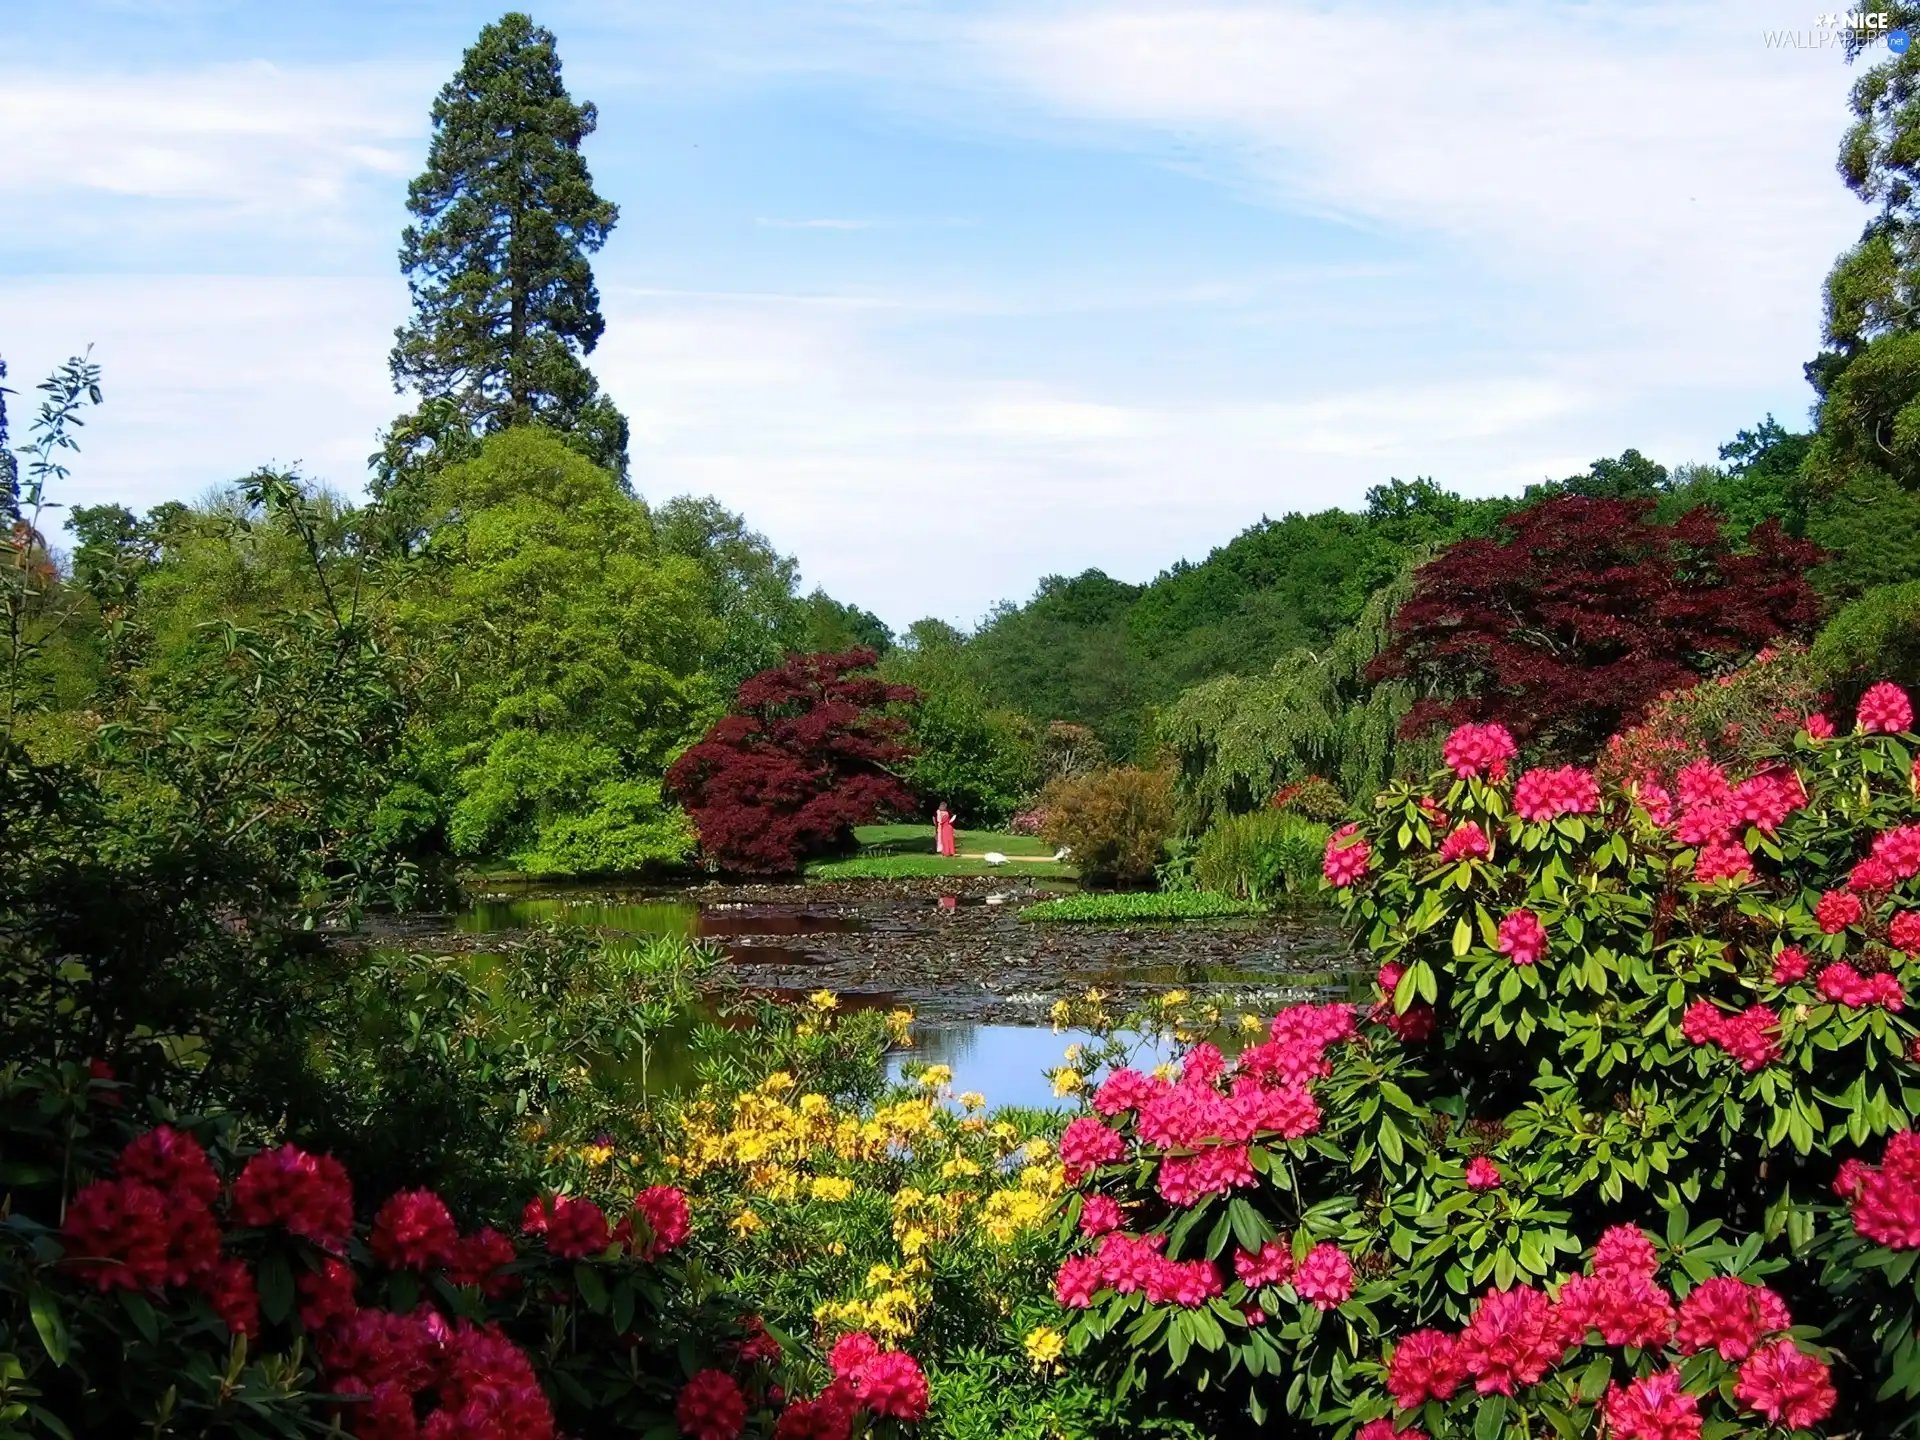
439 883 1357 1111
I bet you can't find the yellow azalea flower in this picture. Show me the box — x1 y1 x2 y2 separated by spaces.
1022 1137 1053 1162
919 1065 953 1089
1019 1162 1066 1196
981 1188 1052 1243
730 1208 764 1238
1063 1043 1084 1065
960 1115 987 1133
989 1121 1019 1144
1241 1012 1265 1033
1049 998 1072 1032
809 990 839 1011
1160 989 1189 1007
900 1226 932 1256
579 1143 614 1166
887 1008 916 1042
829 1240 847 1255
1083 987 1105 1003
1153 1062 1179 1083
762 1070 796 1092
1025 1326 1066 1372
958 1090 986 1111
810 1175 855 1202
941 1155 983 1179
1051 1069 1084 1097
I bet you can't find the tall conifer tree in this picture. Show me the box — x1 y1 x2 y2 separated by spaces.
382 12 628 515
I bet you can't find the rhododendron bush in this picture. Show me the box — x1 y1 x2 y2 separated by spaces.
0 1065 927 1439
1050 684 1920 1436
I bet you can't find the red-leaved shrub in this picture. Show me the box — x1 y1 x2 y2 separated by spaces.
666 649 920 874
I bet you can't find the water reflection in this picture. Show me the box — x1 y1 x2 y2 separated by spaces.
454 896 862 940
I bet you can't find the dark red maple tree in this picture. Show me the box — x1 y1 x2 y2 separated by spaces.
1370 498 1822 759
666 649 921 874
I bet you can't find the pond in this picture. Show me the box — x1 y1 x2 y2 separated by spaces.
378 876 1361 1111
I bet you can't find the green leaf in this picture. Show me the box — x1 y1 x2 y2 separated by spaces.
29 1288 69 1366
1475 1394 1509 1440
573 1263 609 1314
257 1254 295 1327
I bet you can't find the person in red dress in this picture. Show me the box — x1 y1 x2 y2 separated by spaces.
934 804 957 857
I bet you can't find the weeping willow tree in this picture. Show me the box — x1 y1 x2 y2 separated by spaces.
1157 568 1436 825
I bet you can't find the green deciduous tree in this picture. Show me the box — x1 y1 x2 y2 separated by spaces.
403 428 714 874
385 12 628 524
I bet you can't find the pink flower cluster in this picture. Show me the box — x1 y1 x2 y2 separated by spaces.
1894 911 1920 955
1323 823 1371 887
371 1190 460 1272
1680 1000 1781 1071
767 1334 929 1439
1771 947 1811 984
1378 1227 1828 1434
520 1194 609 1260
1876 824 1920 881
1437 821 1490 863
1840 1130 1920 1249
231 1143 354 1251
1443 722 1518 780
1055 1232 1349 1314
1512 766 1599 823
1859 681 1915 735
318 1309 556 1440
1816 962 1904 1011
1060 1116 1130 1183
1496 909 1547 967
1816 888 1865 933
1463 1157 1503 1191
60 1127 245 1330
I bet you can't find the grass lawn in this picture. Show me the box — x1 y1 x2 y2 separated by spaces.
804 824 1075 880
850 824 1056 858
1019 891 1261 922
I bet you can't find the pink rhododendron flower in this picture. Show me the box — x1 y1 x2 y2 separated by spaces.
1693 839 1754 884
1323 824 1371 887
195 1257 260 1339
1464 1157 1503 1191
1438 821 1490 862
1078 1194 1123 1236
1893 913 1920 955
119 1127 220 1208
1593 1225 1660 1282
829 1332 882 1380
232 1144 354 1251
1513 765 1600 822
1634 775 1675 827
1386 1329 1466 1410
1676 759 1731 810
1771 947 1811 984
1673 1277 1791 1361
370 1189 458 1272
1806 712 1836 739
446 1227 518 1296
676 1369 747 1440
1732 774 1797 833
522 1194 608 1260
1850 1131 1920 1247
1156 1144 1256 1206
296 1257 357 1332
1734 1341 1837 1430
1496 909 1547 966
1144 1256 1225 1308
1851 855 1897 893
1875 825 1920 880
1859 681 1914 735
1680 1001 1780 1070
1455 1286 1569 1396
853 1350 929 1421
625 1186 692 1260
1060 1117 1128 1182
1603 1368 1702 1440
1292 1243 1353 1310
1817 962 1905 1011
1357 1424 1428 1440
1834 1157 1873 1200
1054 1255 1103 1308
1443 722 1518 780
1816 888 1865 933
1233 1240 1294 1289
1090 1067 1159 1117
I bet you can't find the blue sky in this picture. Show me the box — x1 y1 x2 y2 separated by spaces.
0 1 1874 628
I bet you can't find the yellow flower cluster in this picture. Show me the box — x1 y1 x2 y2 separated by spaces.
1024 1325 1066 1372
815 1260 925 1342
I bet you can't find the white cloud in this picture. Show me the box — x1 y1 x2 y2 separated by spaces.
0 60 426 252
3 274 406 513
956 1 1860 372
